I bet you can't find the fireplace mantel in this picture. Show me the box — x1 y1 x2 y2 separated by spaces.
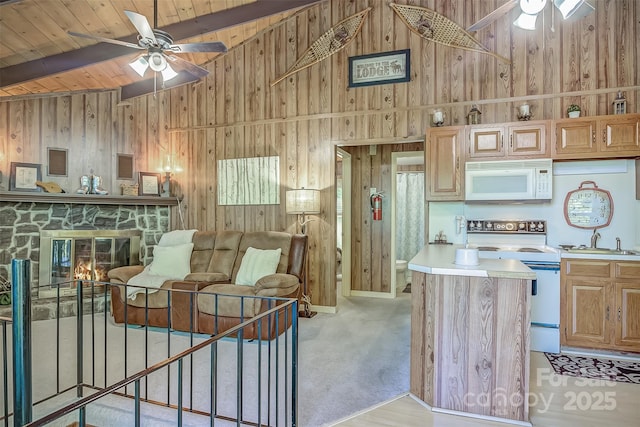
0 191 178 206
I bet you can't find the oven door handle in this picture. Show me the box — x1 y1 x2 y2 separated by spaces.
531 279 537 296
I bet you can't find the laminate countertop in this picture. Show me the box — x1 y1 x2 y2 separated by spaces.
408 244 536 280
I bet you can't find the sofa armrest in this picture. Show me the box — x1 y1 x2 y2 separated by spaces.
108 265 144 283
255 273 299 290
170 281 215 332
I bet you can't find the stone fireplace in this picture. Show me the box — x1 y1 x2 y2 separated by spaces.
38 229 141 298
0 199 172 302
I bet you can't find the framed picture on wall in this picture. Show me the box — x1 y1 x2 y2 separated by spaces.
9 162 42 192
348 49 410 88
47 148 68 176
138 172 161 196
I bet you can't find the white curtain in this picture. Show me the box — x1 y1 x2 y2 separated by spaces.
396 173 425 261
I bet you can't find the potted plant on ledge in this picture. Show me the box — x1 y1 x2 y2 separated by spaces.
567 104 581 118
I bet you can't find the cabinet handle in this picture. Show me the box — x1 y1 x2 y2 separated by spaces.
501 135 504 149
510 134 513 148
606 306 609 320
603 129 606 144
456 157 459 169
592 130 596 143
618 307 621 321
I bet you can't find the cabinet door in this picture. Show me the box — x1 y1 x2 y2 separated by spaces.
614 281 640 349
599 115 640 154
425 126 464 201
467 126 504 159
553 119 597 158
508 122 548 157
564 279 611 347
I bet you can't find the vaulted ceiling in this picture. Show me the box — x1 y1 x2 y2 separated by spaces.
0 0 322 99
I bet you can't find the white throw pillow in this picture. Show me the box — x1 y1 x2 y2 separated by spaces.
235 247 282 286
149 243 194 279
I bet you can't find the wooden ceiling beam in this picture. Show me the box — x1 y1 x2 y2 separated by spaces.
0 0 322 89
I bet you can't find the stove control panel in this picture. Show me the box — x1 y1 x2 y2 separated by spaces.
467 220 546 233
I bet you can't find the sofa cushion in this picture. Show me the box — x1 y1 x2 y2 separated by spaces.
184 272 230 283
149 243 194 278
232 231 293 282
235 247 282 285
197 284 262 317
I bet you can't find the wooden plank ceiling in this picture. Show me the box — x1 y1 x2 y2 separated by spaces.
0 0 321 99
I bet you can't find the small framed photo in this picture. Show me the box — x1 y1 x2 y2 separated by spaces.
348 49 411 88
117 154 134 180
47 148 68 176
138 172 161 196
10 162 42 192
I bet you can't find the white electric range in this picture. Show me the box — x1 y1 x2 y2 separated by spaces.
466 219 561 353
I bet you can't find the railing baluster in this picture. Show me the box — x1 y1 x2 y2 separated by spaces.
12 258 33 426
76 279 84 399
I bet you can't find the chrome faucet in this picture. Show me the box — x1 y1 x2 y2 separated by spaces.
616 237 621 251
590 229 601 248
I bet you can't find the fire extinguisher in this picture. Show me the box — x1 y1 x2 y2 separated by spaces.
370 193 383 221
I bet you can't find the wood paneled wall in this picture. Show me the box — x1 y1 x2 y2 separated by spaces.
342 142 423 293
1 0 638 309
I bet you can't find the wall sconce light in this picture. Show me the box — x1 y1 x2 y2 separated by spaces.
432 109 445 127
467 104 482 125
286 188 321 234
612 91 627 115
161 154 182 197
517 103 532 121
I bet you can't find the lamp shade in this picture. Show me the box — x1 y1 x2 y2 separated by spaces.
286 189 320 214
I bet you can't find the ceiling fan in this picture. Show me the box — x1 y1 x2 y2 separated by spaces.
68 6 227 83
467 0 595 32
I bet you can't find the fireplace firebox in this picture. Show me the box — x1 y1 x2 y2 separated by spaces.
39 230 141 298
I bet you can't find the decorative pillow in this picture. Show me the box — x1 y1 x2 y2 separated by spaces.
235 247 282 286
149 243 194 279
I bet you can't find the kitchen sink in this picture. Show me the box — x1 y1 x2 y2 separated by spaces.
566 248 638 255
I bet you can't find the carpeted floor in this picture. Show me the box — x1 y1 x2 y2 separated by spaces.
2 293 411 427
545 353 640 384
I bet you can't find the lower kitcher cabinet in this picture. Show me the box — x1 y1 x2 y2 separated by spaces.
561 259 640 352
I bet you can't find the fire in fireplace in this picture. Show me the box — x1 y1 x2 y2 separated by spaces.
39 230 141 298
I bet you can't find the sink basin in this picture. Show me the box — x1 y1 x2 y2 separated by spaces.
566 248 638 255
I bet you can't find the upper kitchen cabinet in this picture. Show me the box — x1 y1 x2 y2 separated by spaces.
467 121 549 160
425 126 464 201
553 114 640 159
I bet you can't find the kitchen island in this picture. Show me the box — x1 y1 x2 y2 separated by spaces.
409 245 536 425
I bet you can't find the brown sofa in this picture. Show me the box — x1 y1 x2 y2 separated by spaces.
107 230 307 339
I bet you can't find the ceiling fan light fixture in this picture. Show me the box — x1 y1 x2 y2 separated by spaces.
520 0 547 15
161 64 179 81
148 52 167 72
513 12 538 30
129 56 149 77
553 0 595 20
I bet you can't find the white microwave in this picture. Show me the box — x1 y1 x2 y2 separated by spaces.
465 159 553 202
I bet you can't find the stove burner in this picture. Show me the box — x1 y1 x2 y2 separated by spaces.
477 246 499 251
517 247 543 253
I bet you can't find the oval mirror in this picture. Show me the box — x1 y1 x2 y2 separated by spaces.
563 181 614 229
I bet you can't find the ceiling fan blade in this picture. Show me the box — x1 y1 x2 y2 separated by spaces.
67 31 143 50
165 54 209 78
124 10 157 44
169 41 228 53
467 0 519 32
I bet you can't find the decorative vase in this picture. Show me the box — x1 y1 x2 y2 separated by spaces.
568 111 580 118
